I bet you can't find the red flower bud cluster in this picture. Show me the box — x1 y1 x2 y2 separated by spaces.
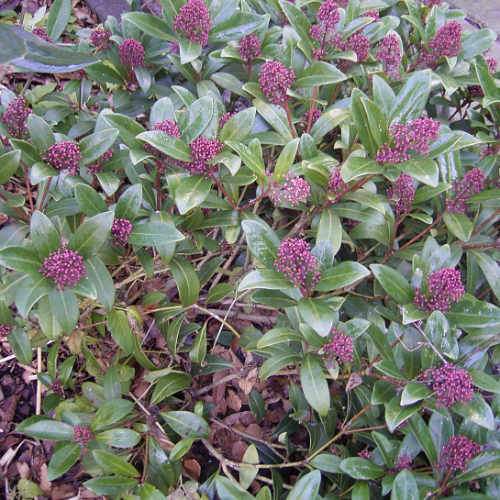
376 117 440 164
377 33 402 79
270 175 311 206
420 363 474 407
439 436 481 472
111 218 133 245
259 61 295 106
274 238 320 293
186 136 223 175
420 21 462 68
0 324 12 337
387 174 415 217
1 97 32 138
119 39 145 69
45 141 81 176
90 26 111 50
414 267 465 312
73 425 94 447
219 112 235 129
40 246 86 289
323 329 354 363
174 0 211 48
445 168 486 213
239 34 261 64
32 27 52 42
328 167 347 196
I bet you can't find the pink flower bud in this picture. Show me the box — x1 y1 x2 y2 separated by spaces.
439 436 481 472
1 97 32 138
414 268 465 312
45 141 81 176
174 0 211 48
259 61 295 106
111 218 133 245
387 174 415 217
421 363 474 407
239 34 261 64
323 329 354 363
90 26 111 50
40 246 86 289
119 39 145 69
274 238 320 293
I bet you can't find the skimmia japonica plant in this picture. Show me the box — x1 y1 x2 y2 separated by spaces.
0 0 499 498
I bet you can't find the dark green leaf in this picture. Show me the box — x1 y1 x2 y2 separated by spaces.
391 470 419 500
300 354 330 416
296 61 346 88
80 128 118 166
174 175 212 215
340 458 385 480
317 262 370 292
86 257 115 311
137 131 191 162
115 184 142 220
385 396 419 433
30 211 59 258
170 256 200 306
8 328 32 364
219 107 256 143
75 184 107 216
370 264 412 304
151 372 192 405
161 411 209 438
129 222 184 247
107 310 135 355
390 70 431 122
47 0 71 41
400 382 432 406
48 289 79 333
47 443 80 480
83 476 137 496
92 450 140 477
287 470 321 500
0 150 21 184
69 211 113 258
17 417 74 441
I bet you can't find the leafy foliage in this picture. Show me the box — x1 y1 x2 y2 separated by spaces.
0 0 499 498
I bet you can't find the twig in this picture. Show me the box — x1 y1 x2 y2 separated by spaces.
397 214 442 253
192 304 241 338
36 347 42 415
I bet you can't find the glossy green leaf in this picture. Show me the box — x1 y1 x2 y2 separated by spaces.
161 411 209 438
340 458 385 480
287 470 321 500
47 443 80 480
47 0 71 40
8 327 32 364
391 470 418 500
300 354 330 416
83 476 137 496
92 450 140 477
0 150 21 184
48 289 78 333
175 175 212 214
75 184 107 216
170 256 200 306
107 310 135 355
69 211 113 258
17 417 74 441
370 264 412 304
317 262 370 292
129 221 184 247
